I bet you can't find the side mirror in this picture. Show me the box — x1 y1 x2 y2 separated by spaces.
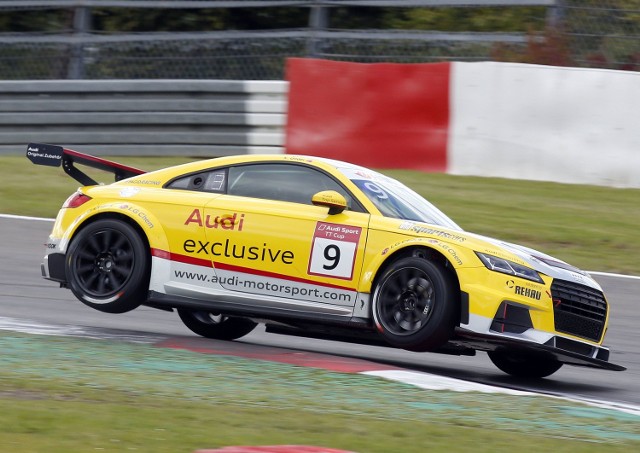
311 190 347 215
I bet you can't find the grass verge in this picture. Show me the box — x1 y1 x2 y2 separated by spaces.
1 331 639 453
2 155 639 274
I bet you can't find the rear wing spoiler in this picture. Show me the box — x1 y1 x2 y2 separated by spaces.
26 143 145 186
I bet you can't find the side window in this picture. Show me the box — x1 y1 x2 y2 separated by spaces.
227 163 361 211
166 169 226 193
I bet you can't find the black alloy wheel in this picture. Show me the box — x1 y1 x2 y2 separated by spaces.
488 350 563 378
178 309 257 340
66 219 149 313
373 257 458 352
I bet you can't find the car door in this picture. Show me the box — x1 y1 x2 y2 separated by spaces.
202 162 370 315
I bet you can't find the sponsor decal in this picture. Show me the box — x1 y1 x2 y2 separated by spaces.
506 280 542 300
130 179 161 186
398 221 466 242
119 187 140 197
353 170 375 180
436 243 463 266
308 222 361 280
173 268 353 304
184 208 244 231
183 239 294 264
45 242 56 249
284 156 313 163
26 150 62 160
380 238 415 256
118 204 154 228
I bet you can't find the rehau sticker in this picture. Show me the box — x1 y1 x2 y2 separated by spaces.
308 222 361 280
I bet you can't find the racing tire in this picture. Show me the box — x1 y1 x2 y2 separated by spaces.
488 350 563 378
178 309 257 340
372 257 458 352
65 219 150 314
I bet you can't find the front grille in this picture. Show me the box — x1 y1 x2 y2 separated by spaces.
551 279 607 342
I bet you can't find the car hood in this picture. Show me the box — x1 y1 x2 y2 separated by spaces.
390 219 602 292
467 232 602 291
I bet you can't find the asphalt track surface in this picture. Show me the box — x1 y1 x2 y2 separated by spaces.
2 216 639 406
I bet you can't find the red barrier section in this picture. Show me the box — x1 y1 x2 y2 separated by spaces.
285 58 450 171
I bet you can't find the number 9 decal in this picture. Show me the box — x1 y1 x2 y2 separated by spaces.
363 182 388 199
309 222 361 280
322 244 341 270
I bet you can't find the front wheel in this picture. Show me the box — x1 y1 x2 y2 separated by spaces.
178 309 257 340
65 219 150 314
372 257 458 352
488 350 563 378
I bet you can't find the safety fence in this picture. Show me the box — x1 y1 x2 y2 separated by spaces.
1 1 639 79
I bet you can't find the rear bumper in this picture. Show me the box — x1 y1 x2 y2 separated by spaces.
42 252 67 283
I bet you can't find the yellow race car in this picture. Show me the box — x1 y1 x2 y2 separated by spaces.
28 143 625 378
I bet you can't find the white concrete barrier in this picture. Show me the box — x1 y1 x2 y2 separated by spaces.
449 62 640 188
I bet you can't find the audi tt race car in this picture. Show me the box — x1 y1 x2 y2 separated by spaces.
27 143 625 378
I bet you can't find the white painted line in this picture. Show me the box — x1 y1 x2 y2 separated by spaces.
364 369 640 417
0 213 54 222
0 316 164 344
363 369 534 395
588 271 640 281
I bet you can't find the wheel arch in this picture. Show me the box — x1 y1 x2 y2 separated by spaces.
365 243 463 325
367 243 461 294
62 204 169 255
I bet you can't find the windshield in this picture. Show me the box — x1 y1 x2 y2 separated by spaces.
337 166 462 231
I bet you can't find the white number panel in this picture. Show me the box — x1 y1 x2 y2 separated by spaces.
308 222 362 280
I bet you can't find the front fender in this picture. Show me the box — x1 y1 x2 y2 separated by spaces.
359 237 479 293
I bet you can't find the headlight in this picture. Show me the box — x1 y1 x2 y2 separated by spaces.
475 252 544 283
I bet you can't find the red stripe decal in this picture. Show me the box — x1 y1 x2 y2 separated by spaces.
151 248 212 268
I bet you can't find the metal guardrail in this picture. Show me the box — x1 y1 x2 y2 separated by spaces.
0 80 288 156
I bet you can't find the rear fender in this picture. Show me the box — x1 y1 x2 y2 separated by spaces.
59 202 169 254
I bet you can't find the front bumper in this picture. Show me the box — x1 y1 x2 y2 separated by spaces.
453 327 626 371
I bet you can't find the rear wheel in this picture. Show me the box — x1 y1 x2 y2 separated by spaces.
372 257 458 352
488 350 563 378
66 219 149 313
178 309 257 340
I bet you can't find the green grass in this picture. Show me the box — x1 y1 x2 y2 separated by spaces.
1 332 638 452
3 155 639 274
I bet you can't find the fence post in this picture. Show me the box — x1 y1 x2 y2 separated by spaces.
546 0 566 28
67 6 92 79
307 5 329 58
